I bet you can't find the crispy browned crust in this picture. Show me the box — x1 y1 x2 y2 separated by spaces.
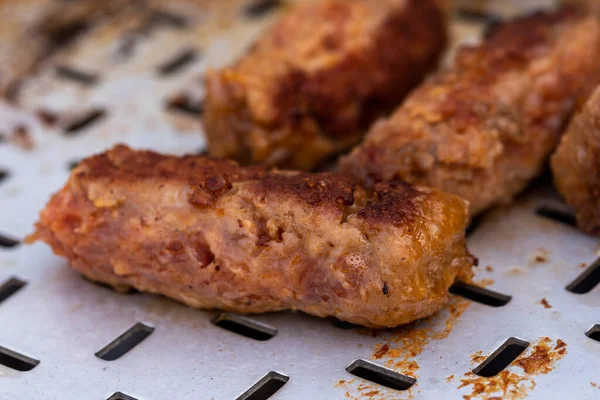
77 146 267 208
203 0 447 170
551 85 600 235
28 145 474 328
340 9 600 216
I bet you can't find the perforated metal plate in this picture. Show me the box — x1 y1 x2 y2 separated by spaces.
0 1 598 399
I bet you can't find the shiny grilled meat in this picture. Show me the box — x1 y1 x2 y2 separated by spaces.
28 145 474 328
203 0 448 170
340 9 600 216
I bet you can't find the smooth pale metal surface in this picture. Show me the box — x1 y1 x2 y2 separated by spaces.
1 0 597 399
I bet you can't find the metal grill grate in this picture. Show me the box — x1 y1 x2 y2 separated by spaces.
0 0 598 399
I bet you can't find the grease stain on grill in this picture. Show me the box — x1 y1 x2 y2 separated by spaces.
64 109 107 135
55 66 99 85
166 94 203 116
158 49 198 76
473 337 530 377
0 277 26 305
0 346 39 372
535 206 577 227
107 392 138 400
346 359 416 391
211 313 277 341
586 325 600 342
0 233 20 249
566 258 600 294
458 337 566 399
355 294 470 390
244 0 283 18
237 371 289 400
449 281 511 307
95 323 154 361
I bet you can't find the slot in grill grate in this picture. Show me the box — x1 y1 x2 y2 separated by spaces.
236 371 290 400
472 337 530 377
95 323 155 361
0 346 39 372
346 359 416 391
0 277 26 304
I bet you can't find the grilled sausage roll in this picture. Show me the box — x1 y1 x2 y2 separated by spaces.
203 0 448 170
28 145 474 328
551 85 600 235
340 9 600 216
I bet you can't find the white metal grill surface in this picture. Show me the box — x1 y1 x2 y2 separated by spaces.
0 1 598 399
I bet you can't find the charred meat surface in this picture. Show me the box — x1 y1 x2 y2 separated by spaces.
28 145 474 328
551 85 600 235
340 9 600 216
203 0 448 170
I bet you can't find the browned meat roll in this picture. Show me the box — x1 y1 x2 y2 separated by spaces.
203 0 448 170
340 9 600 216
27 145 474 328
551 85 600 235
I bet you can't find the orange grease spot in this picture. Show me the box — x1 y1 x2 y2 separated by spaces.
460 337 567 399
